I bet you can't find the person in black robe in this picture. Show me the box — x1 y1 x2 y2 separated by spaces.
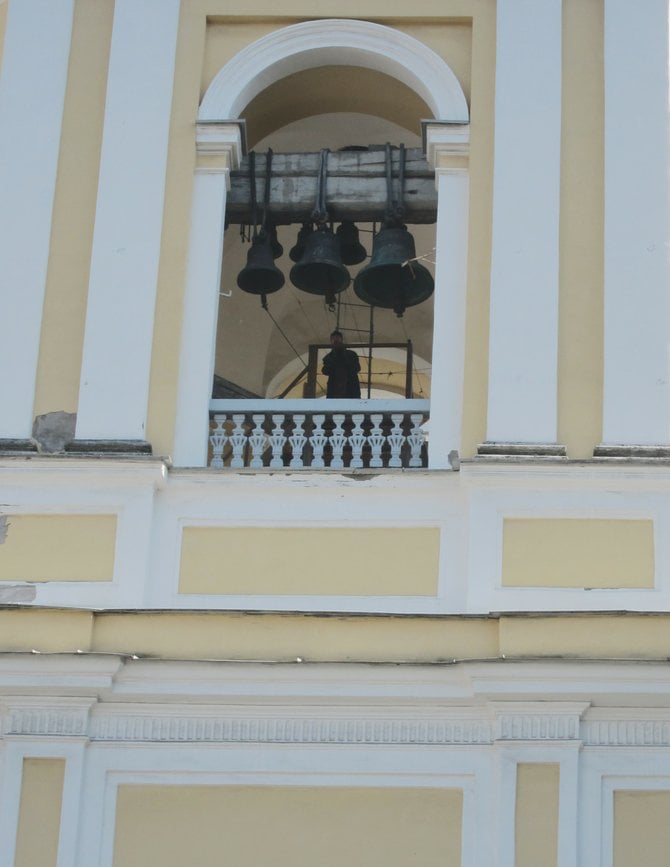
321 330 361 398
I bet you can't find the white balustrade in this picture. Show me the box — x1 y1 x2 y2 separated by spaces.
208 399 429 470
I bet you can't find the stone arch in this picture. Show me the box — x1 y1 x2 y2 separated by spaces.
199 19 469 123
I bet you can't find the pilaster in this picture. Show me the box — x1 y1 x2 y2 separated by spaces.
173 123 243 467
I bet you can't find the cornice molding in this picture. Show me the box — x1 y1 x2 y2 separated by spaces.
4 695 670 748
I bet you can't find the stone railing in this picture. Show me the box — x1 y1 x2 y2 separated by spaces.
209 399 429 470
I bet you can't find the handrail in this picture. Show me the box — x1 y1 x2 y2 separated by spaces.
210 398 430 413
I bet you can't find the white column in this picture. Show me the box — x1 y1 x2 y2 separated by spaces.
486 0 563 445
425 124 470 470
0 0 75 438
173 124 242 467
75 0 181 442
601 0 670 446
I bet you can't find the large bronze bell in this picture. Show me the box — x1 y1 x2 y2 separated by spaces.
353 223 433 316
289 227 350 304
237 231 285 296
336 220 367 265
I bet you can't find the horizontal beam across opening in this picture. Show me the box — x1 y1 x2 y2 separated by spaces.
226 148 437 224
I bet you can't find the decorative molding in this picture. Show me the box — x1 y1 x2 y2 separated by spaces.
423 121 470 168
2 698 95 737
583 719 670 747
90 711 492 745
491 703 589 742
195 121 244 172
199 20 469 123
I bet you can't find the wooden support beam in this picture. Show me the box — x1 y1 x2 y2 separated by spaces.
226 147 437 225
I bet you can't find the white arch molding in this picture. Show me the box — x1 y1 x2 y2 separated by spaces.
174 20 470 469
198 19 469 123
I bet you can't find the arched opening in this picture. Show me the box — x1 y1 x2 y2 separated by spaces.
175 19 470 469
215 77 435 403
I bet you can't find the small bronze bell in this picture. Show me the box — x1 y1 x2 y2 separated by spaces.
289 222 314 263
353 223 433 316
266 223 283 260
237 230 285 296
289 227 350 305
336 220 367 265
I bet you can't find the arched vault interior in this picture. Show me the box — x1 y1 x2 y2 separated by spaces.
215 69 436 400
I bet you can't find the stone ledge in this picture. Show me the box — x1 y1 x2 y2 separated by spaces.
477 442 567 458
594 444 670 459
0 438 38 454
65 439 152 455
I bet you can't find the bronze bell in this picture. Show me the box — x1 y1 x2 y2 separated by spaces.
353 223 433 316
288 222 314 262
289 227 350 305
266 223 283 259
336 220 367 265
237 230 285 296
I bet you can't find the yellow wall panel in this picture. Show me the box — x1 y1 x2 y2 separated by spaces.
502 519 654 588
179 526 439 596
34 0 114 416
0 514 116 582
515 764 559 867
14 759 65 867
614 791 670 867
500 614 670 659
0 609 94 652
92 611 498 662
557 0 604 457
113 785 462 867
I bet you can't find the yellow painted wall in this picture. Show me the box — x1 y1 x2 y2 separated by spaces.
558 0 604 457
179 526 440 595
500 614 670 659
614 791 670 867
0 514 117 582
5 608 670 662
14 759 65 867
92 610 498 661
515 764 559 867
502 519 655 589
0 609 94 652
113 784 462 867
33 0 114 417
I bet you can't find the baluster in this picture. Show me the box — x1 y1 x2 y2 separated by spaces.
310 414 327 468
349 414 365 468
209 414 227 468
248 414 268 468
289 414 308 468
407 414 425 467
368 414 385 468
387 413 405 468
229 414 248 468
269 414 286 468
329 414 346 469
